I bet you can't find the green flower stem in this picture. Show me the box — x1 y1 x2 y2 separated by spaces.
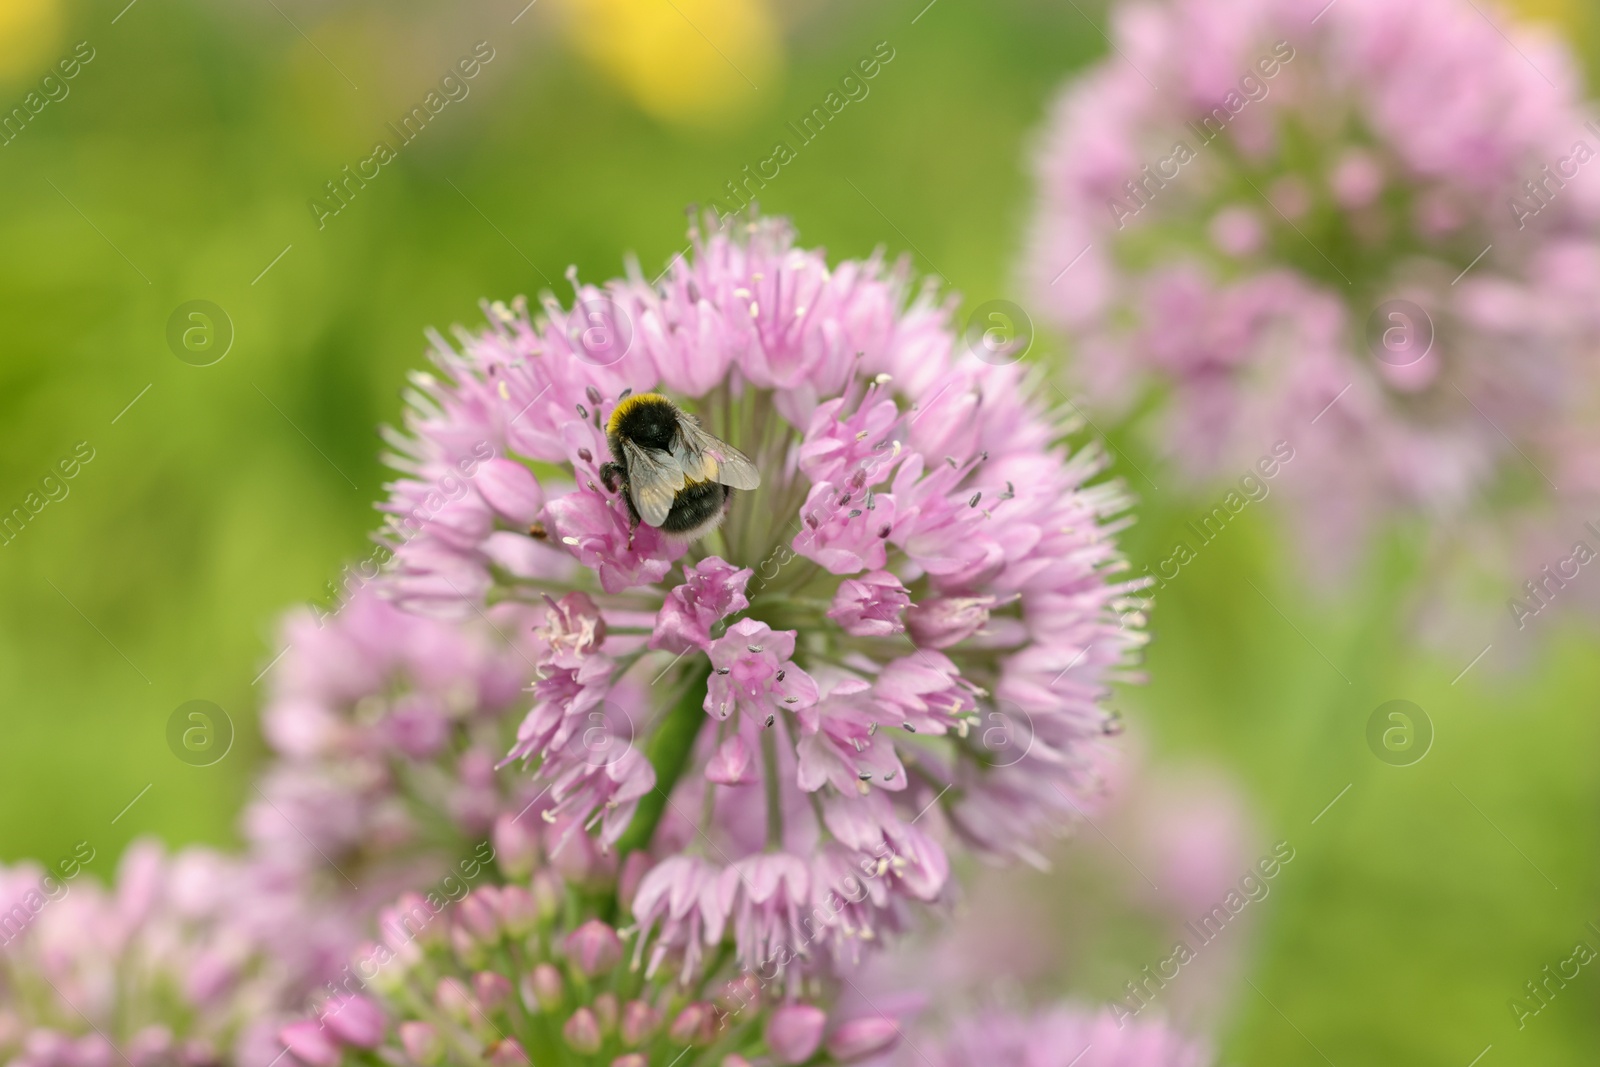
617 660 714 857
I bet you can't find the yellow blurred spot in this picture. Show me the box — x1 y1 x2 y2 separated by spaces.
558 0 781 129
1507 0 1589 38
0 0 62 84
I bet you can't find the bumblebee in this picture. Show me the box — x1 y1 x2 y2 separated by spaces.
599 392 761 539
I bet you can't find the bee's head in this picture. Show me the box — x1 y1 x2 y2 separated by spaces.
607 392 680 451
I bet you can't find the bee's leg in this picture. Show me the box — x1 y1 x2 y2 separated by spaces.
599 462 625 495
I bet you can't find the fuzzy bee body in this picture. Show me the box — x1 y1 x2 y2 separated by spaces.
599 392 760 540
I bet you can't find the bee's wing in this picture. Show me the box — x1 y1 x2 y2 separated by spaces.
620 438 685 527
674 413 762 491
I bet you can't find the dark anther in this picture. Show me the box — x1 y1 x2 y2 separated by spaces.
968 492 981 507
577 404 589 420
586 385 602 406
578 448 593 463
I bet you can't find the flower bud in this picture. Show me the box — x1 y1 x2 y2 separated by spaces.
476 458 545 525
472 972 512 1012
715 974 762 1016
563 919 622 977
620 1000 661 1047
485 1038 529 1067
492 813 540 880
322 995 385 1049
531 870 564 921
496 885 538 938
611 1057 648 1067
126 1026 174 1067
667 1002 715 1046
549 818 601 883
592 992 619 1035
766 1004 826 1064
457 888 502 942
562 1008 603 1055
721 1058 753 1067
398 1022 442 1066
278 1022 340 1067
825 1016 902 1061
827 571 911 637
450 923 488 970
359 939 411 995
435 978 475 1025
386 893 444 949
527 963 564 1012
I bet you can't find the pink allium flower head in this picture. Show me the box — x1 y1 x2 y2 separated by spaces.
271 868 836 1067
374 215 1146 982
245 589 544 908
1027 0 1600 570
0 843 347 1067
908 1004 1211 1067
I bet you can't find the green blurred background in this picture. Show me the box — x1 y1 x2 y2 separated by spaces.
2 0 1597 1062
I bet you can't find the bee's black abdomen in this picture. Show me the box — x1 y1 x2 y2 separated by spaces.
660 481 728 535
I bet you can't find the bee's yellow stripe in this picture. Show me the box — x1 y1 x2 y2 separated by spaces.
606 392 670 434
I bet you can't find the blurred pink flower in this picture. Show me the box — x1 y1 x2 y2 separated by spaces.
245 590 545 909
1027 0 1600 572
0 842 348 1067
901 1004 1211 1067
269 871 838 1067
